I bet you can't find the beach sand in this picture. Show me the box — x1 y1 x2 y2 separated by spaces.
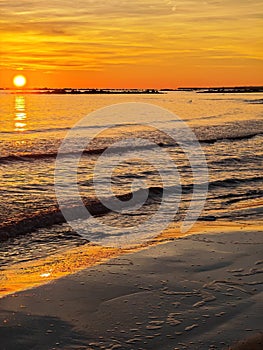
0 225 262 349
229 333 263 349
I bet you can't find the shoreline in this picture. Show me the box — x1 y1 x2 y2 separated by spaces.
0 221 262 300
1 220 262 299
0 222 262 349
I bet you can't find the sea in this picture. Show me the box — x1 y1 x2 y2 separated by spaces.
0 91 262 269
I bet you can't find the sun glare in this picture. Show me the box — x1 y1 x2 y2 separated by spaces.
13 75 27 88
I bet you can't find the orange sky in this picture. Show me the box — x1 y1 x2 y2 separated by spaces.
0 0 262 88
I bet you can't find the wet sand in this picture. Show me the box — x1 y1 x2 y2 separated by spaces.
229 333 263 349
0 225 262 349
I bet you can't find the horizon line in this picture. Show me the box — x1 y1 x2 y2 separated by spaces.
1 85 263 91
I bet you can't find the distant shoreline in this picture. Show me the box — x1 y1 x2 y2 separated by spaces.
162 86 263 93
1 86 263 94
0 88 161 95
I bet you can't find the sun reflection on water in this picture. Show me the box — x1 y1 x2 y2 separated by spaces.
14 95 27 132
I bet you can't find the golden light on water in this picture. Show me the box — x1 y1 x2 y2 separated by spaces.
13 74 26 88
14 95 27 132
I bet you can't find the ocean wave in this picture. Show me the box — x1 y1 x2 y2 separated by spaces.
244 98 263 104
195 119 263 143
0 126 72 135
210 189 263 204
208 176 263 189
0 122 144 135
199 132 262 144
0 187 163 241
1 132 262 164
209 155 263 166
1 175 262 241
0 142 173 164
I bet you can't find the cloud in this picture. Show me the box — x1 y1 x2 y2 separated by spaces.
0 0 262 71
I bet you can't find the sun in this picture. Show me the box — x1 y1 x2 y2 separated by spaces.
13 75 27 88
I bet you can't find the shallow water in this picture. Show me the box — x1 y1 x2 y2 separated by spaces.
0 91 262 265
